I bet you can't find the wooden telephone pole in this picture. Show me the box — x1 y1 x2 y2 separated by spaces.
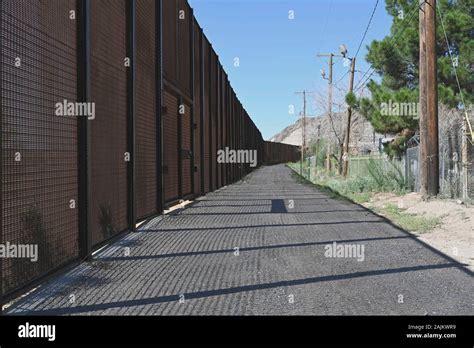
343 57 356 177
317 53 334 172
419 0 439 197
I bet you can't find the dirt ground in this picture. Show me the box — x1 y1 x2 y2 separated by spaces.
363 192 474 272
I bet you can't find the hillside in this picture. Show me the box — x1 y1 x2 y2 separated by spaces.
269 111 383 154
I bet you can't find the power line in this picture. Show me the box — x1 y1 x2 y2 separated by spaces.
353 4 421 93
317 0 379 104
334 70 349 86
316 0 334 56
437 3 474 140
333 63 367 94
356 4 421 91
321 0 334 39
354 0 379 60
354 67 376 93
333 0 379 88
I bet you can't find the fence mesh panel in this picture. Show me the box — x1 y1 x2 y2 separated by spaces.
221 70 228 186
177 0 191 98
1 0 79 295
136 0 157 220
162 0 177 85
163 91 179 204
216 64 222 187
90 0 128 245
193 20 202 196
202 35 211 193
181 102 192 197
210 50 217 190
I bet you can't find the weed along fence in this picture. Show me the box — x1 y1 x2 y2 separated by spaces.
300 144 472 202
0 0 299 306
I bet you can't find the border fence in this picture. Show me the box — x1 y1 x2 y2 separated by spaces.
0 0 299 306
264 141 300 165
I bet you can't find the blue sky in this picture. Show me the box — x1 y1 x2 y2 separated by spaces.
189 0 393 140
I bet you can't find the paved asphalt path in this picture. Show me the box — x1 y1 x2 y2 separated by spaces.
7 165 473 315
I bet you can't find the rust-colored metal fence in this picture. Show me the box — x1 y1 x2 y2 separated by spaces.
264 141 300 165
89 0 129 247
193 19 202 196
136 0 158 221
202 34 211 194
1 0 80 298
0 0 300 307
209 49 218 192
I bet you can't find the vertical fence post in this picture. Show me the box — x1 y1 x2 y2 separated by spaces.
156 0 164 213
404 148 408 189
208 45 213 190
0 0 3 315
127 0 136 231
178 95 183 198
226 82 230 182
308 157 311 181
216 65 220 187
190 9 195 198
78 0 92 261
199 30 205 195
461 119 468 200
221 71 225 185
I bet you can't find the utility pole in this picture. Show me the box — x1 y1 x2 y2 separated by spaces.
343 57 356 177
419 0 439 197
318 53 334 172
419 0 428 196
295 91 307 175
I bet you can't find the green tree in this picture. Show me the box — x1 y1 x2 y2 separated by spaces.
352 0 473 156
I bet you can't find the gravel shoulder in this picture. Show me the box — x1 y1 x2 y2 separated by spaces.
363 192 474 272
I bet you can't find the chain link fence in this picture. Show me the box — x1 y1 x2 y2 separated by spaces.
405 146 420 192
303 106 473 201
405 107 473 201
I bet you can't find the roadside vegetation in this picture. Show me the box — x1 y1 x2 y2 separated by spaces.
288 161 441 234
289 157 406 203
371 203 441 234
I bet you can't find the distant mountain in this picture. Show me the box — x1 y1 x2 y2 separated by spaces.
269 111 384 154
